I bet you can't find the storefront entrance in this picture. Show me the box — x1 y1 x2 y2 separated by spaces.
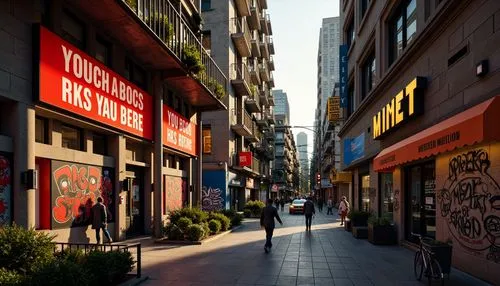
405 161 436 241
125 167 144 237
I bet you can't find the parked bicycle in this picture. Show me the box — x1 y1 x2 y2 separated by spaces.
412 233 445 286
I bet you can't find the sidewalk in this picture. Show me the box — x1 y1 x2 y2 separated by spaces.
129 206 490 285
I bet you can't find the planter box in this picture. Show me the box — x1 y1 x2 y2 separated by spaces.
423 240 453 274
344 220 352 232
352 226 368 239
368 224 397 245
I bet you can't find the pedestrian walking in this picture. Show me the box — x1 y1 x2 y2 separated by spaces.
260 198 283 253
91 197 113 244
317 196 323 212
274 197 280 209
338 196 350 226
279 197 285 212
326 196 333 215
304 197 315 231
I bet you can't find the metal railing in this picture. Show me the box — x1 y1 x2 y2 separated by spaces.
53 242 142 278
230 17 252 46
232 108 253 130
252 122 262 138
231 63 251 86
123 0 227 98
252 156 260 173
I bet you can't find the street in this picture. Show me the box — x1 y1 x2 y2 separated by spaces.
135 206 489 286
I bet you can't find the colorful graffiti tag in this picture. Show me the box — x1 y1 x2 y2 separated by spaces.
0 154 11 226
437 149 500 262
165 176 182 212
51 161 114 229
202 170 226 211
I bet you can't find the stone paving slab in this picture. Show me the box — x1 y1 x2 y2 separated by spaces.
135 205 492 286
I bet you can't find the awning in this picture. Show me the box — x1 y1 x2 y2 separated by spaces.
373 96 500 171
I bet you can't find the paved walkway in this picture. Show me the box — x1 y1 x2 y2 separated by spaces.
135 205 490 286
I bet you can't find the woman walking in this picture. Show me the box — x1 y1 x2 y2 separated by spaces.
338 196 350 226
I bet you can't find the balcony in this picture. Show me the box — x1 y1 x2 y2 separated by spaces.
259 59 270 82
245 86 261 113
268 93 275 106
268 72 275 88
268 36 275 54
260 0 268 9
260 13 270 35
245 122 260 143
259 35 270 60
249 3 261 30
231 108 253 137
248 60 261 85
266 111 276 124
251 156 261 174
230 63 251 97
75 0 228 111
234 0 251 16
250 30 261 58
264 127 275 141
267 14 273 35
259 84 270 106
268 56 275 71
255 112 269 128
231 17 252 57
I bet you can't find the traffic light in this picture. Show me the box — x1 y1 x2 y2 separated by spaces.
316 173 321 185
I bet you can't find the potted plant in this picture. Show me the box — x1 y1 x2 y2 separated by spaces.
367 215 397 245
422 238 453 275
348 210 371 239
182 44 205 75
207 78 226 99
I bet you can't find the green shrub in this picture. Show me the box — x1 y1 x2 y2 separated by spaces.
244 200 265 217
182 44 205 75
84 251 134 284
186 224 205 241
368 214 392 226
209 213 230 231
30 259 89 286
200 222 211 239
177 217 193 233
53 248 86 264
217 209 237 219
207 78 226 99
0 268 25 286
167 224 184 241
124 0 137 11
347 210 371 226
0 224 55 274
170 208 209 225
208 219 221 234
231 213 243 227
243 209 251 218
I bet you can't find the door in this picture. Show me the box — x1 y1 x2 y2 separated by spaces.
406 161 436 241
125 169 144 236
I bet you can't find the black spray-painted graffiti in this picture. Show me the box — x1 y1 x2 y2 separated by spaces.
437 149 500 263
202 186 224 211
393 189 400 212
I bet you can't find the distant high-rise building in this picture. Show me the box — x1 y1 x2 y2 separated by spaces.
297 132 309 193
272 89 290 124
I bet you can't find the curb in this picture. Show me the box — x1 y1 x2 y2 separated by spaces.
155 225 243 245
119 276 149 286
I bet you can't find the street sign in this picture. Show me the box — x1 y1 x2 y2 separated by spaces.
327 96 340 123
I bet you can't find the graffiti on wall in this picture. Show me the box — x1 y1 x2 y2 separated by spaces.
437 149 500 262
165 176 182 212
202 170 226 212
0 155 11 226
51 161 114 229
393 189 400 212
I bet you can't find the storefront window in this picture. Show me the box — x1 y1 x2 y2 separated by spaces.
380 173 394 221
202 126 212 154
361 174 370 212
61 124 83 151
35 116 48 144
93 133 107 155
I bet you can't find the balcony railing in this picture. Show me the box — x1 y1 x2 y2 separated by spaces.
268 36 275 54
252 156 261 174
268 55 275 71
268 71 275 88
259 34 270 59
250 30 261 58
259 59 270 82
234 0 251 16
266 14 273 35
245 86 261 113
259 84 270 106
248 58 261 85
230 17 252 57
122 0 227 102
231 108 253 136
255 112 269 127
249 2 261 30
260 12 270 35
230 63 251 96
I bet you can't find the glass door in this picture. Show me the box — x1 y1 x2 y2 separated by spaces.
408 166 422 237
125 168 144 236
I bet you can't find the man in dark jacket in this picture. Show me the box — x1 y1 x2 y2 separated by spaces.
91 197 112 244
260 198 283 253
304 197 315 231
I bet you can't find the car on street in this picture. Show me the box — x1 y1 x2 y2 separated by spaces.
289 199 306 214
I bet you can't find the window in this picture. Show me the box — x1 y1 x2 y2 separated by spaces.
202 31 211 53
95 36 111 66
360 0 370 19
361 174 371 212
389 0 417 65
61 11 86 49
35 116 49 144
125 58 147 90
380 173 394 221
61 124 83 151
361 52 376 100
202 126 212 154
201 0 211 11
93 133 107 155
347 82 354 118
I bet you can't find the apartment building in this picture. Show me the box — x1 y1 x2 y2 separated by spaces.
296 132 309 194
0 0 228 242
339 0 500 283
273 114 299 199
201 0 275 210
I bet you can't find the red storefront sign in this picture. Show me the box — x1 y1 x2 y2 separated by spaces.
239 152 252 167
163 105 197 156
38 26 153 140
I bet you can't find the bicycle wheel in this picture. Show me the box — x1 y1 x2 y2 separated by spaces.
428 257 444 286
414 251 424 281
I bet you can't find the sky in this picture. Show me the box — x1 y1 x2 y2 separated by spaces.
267 0 340 158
